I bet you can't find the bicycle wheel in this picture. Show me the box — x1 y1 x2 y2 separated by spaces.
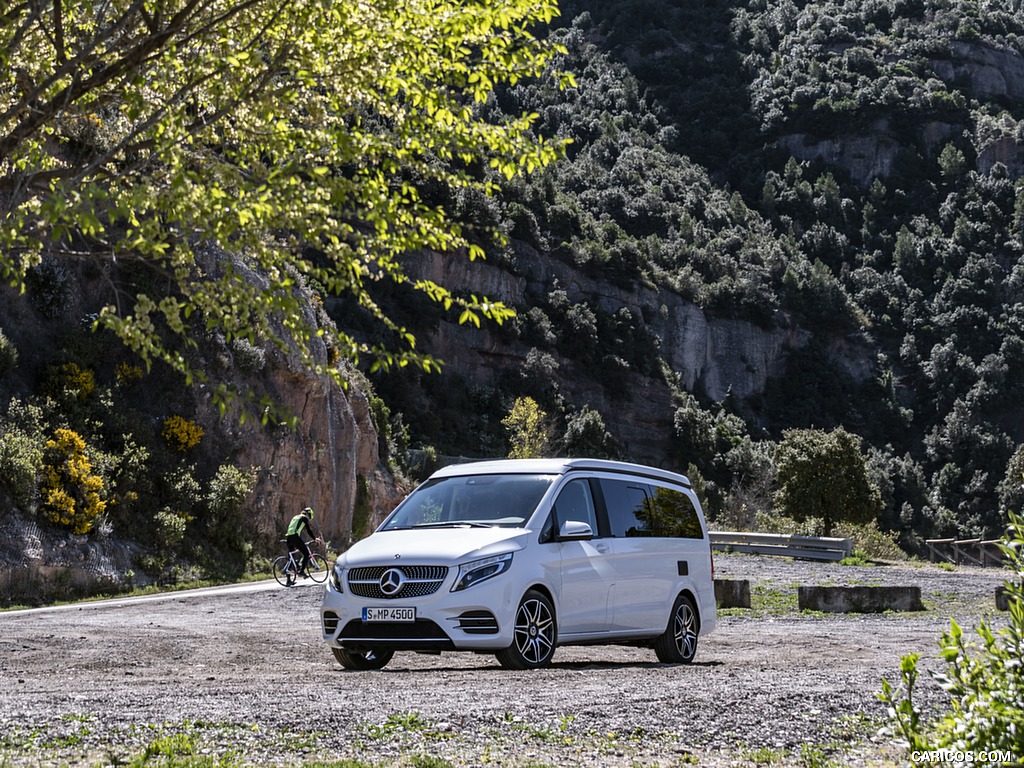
307 553 329 584
272 556 295 587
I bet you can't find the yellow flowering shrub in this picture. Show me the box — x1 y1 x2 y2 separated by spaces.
39 428 106 535
52 362 95 400
162 415 204 452
115 362 143 384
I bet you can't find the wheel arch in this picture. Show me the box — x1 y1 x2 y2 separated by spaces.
523 582 558 624
524 581 556 606
676 587 701 633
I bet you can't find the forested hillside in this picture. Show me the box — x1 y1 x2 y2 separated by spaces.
597 0 1024 543
3 0 1024 595
357 0 1024 549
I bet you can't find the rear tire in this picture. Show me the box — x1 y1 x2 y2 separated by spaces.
654 593 699 664
307 553 329 583
495 590 557 670
331 647 394 670
272 556 294 587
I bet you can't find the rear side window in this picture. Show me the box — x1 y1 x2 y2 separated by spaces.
601 479 652 537
646 485 705 539
600 479 705 539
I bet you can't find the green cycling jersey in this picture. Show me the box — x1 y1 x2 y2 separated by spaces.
287 510 316 538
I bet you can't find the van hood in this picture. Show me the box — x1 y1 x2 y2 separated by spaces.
339 527 530 567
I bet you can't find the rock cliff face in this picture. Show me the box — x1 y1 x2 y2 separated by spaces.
408 245 870 463
0 267 396 599
933 42 1024 103
779 130 904 189
779 41 1024 186
195 358 387 546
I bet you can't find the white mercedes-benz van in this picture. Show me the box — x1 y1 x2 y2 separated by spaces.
320 458 716 670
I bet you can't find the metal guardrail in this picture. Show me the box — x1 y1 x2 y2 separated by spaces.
709 531 854 562
925 537 1004 567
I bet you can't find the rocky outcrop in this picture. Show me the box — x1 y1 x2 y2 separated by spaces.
189 246 396 544
778 130 903 189
407 245 869 461
977 135 1024 177
778 41 1024 187
931 42 1024 103
199 360 383 547
0 260 398 599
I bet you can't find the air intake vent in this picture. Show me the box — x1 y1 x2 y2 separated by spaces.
456 610 499 634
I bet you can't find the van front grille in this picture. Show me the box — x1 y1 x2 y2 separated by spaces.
347 565 448 599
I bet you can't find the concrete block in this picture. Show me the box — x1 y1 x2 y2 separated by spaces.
714 579 751 609
798 585 924 613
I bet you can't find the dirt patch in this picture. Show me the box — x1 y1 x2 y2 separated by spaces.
0 555 1010 766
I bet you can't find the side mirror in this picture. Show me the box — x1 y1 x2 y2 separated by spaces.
557 520 594 541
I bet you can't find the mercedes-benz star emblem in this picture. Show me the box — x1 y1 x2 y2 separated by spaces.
379 567 405 596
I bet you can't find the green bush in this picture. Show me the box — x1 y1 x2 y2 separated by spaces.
24 260 72 318
503 396 551 459
0 430 42 508
773 427 883 537
230 337 266 374
153 507 188 554
880 509 1024 757
205 464 255 553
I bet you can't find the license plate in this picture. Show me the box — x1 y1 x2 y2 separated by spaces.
362 606 416 622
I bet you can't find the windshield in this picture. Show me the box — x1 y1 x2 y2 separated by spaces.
381 474 555 530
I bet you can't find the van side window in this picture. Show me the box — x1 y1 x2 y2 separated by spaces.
552 479 598 535
644 486 705 539
600 479 653 537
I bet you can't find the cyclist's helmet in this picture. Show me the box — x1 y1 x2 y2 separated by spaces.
303 506 314 520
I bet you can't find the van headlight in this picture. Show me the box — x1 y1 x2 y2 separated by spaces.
452 553 513 592
329 564 344 592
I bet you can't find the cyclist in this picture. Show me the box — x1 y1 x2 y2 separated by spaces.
286 506 321 578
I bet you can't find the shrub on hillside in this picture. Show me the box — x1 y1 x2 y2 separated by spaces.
206 464 256 554
230 338 266 374
0 430 42 509
114 362 144 385
154 507 189 554
45 362 96 401
562 405 617 459
161 415 204 452
39 428 106 535
24 260 72 319
503 397 551 459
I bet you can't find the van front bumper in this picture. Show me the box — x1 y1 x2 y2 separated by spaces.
320 577 519 652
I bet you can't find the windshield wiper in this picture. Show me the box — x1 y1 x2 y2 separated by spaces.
411 521 495 529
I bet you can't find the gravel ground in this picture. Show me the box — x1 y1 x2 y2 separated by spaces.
0 554 1012 767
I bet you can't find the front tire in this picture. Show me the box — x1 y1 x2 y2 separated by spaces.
654 593 699 664
331 647 394 670
495 590 557 670
307 553 329 583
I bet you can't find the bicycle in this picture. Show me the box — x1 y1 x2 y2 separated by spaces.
273 538 329 587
